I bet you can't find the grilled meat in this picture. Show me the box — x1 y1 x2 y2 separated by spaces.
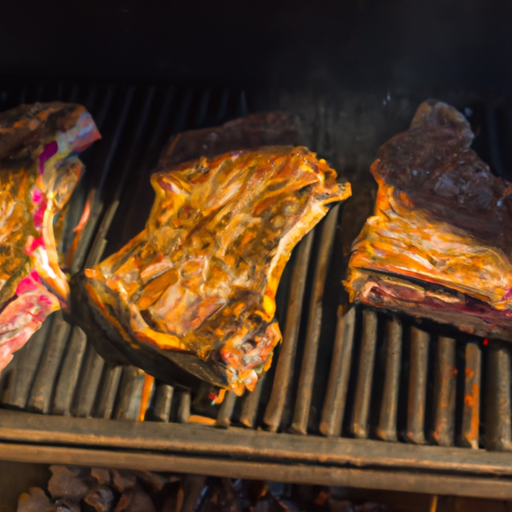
345 99 512 340
72 135 351 394
0 102 100 370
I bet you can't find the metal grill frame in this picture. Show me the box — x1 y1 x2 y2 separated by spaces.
1 80 512 499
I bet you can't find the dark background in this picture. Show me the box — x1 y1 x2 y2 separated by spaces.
1 0 511 94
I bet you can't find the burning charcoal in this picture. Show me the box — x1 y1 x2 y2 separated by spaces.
84 487 115 512
114 483 156 512
48 466 96 502
17 487 55 512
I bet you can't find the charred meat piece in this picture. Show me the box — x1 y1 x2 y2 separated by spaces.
73 143 350 394
0 102 100 371
345 99 512 340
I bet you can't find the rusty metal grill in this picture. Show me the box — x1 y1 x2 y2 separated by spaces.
1 81 512 498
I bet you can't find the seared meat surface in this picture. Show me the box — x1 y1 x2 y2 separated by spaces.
79 144 351 394
0 102 100 370
345 100 512 339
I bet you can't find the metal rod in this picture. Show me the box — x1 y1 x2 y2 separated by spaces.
263 231 314 432
94 365 123 420
240 374 266 428
216 391 238 428
350 309 378 439
27 311 72 414
461 342 481 449
152 382 174 423
177 391 191 424
51 326 88 416
432 337 456 447
73 345 105 418
376 317 402 442
485 342 512 451
290 206 340 435
114 367 146 421
319 307 356 437
406 326 430 444
2 314 53 409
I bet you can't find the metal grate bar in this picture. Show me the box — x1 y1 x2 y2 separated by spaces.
432 336 456 447
94 365 123 420
290 205 340 435
376 318 402 442
485 343 512 451
2 315 53 409
177 391 192 424
114 367 145 421
406 327 430 444
151 382 174 422
51 327 88 415
263 231 314 432
461 342 481 449
240 374 266 428
216 391 237 428
73 345 105 418
350 309 378 439
319 307 356 437
26 311 72 414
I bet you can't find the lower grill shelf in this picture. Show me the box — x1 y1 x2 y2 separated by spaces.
1 79 512 498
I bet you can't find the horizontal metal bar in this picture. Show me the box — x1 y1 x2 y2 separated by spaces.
0 441 512 500
1 410 512 477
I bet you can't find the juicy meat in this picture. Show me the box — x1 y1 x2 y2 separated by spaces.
345 100 512 340
82 145 351 394
0 102 100 371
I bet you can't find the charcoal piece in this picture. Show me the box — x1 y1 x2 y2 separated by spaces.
48 466 96 501
354 504 386 512
91 468 111 487
17 487 55 512
158 481 183 512
328 501 355 512
114 483 155 512
84 487 115 512
345 100 512 340
112 471 137 493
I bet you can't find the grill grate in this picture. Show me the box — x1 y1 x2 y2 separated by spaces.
1 80 512 496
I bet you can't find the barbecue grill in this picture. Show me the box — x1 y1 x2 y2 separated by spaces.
2 0 512 501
